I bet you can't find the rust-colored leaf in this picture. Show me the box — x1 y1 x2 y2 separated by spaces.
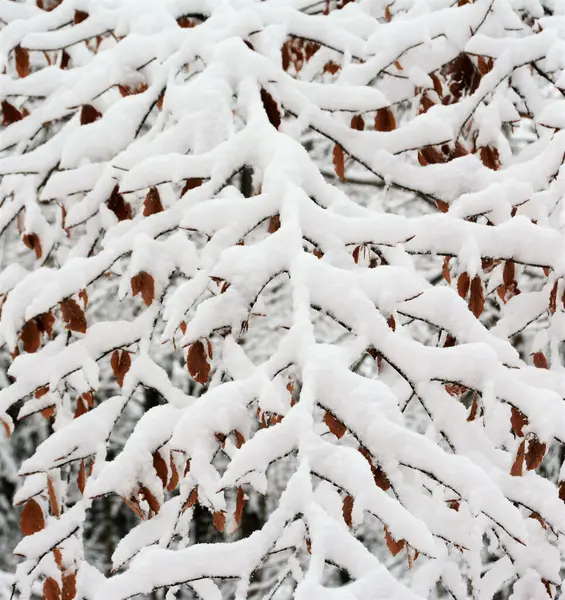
384 526 405 556
42 405 55 419
560 481 565 503
503 260 515 288
374 107 396 132
80 104 101 125
187 340 211 385
167 453 179 492
62 572 76 600
78 459 86 494
447 499 460 511
131 271 155 307
1 419 11 438
153 451 168 488
260 89 281 129
467 393 479 421
323 61 340 75
457 272 470 298
118 82 148 97
185 487 198 509
384 5 391 20
436 199 449 213
143 187 164 216
53 547 64 570
15 46 30 78
48 477 60 517
532 351 548 369
140 486 160 514
333 144 345 182
74 10 88 24
350 115 364 131
234 487 245 527
511 407 528 437
37 311 55 338
342 495 353 527
469 275 484 318
268 215 280 233
22 232 42 259
418 146 444 166
550 281 558 314
60 298 87 333
74 396 88 419
525 437 546 471
111 350 131 388
181 178 203 195
234 429 245 448
2 100 23 126
21 319 41 353
44 577 61 600
20 498 45 536
510 440 526 476
442 257 451 283
324 411 346 439
373 466 390 491
480 146 500 170
213 511 226 532
107 185 132 221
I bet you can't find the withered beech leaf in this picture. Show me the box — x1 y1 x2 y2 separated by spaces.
510 440 526 477
213 511 226 532
1 419 11 438
442 257 451 283
111 350 131 388
78 459 86 494
153 451 168 488
260 89 281 129
268 215 280 233
549 281 558 314
457 272 470 298
511 407 528 437
80 104 101 125
350 114 364 131
525 437 546 471
44 578 61 600
234 487 246 527
22 232 42 259
324 411 346 439
107 185 132 221
143 187 164 216
187 340 211 385
74 10 88 23
469 275 484 318
479 145 501 170
140 486 160 514
384 526 405 556
62 572 77 600
503 260 515 288
131 271 155 307
15 46 30 78
60 298 87 333
2 100 23 126
167 453 179 492
20 319 41 353
342 495 354 527
181 178 203 195
532 351 548 369
333 144 345 182
467 393 479 421
20 498 45 536
374 107 396 132
47 477 60 517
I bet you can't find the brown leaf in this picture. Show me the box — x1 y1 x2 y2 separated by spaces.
74 10 88 24
342 495 353 527
167 453 179 492
41 405 55 419
62 572 76 600
323 61 340 75
510 440 526 476
350 115 364 131
447 499 460 511
2 100 23 126
37 311 55 338
20 498 45 536
550 281 558 314
469 275 484 318
21 319 41 353
234 487 245 527
324 411 346 439
387 315 396 331
333 144 345 181
78 459 86 494
457 272 470 298
60 298 87 333
418 146 445 166
436 199 449 213
107 185 132 221
442 257 451 283
1 419 11 438
559 481 565 503
153 451 168 488
532 351 548 369
467 393 479 421
131 272 155 307
480 146 500 170
503 260 515 288
44 577 61 600
234 430 245 448
260 89 281 129
140 486 160 514
213 511 226 532
511 407 528 437
143 187 164 216
186 487 198 509
111 350 131 387
74 396 88 419
374 107 396 132
384 526 405 556
15 46 30 78
80 104 101 125
48 478 60 517
53 547 64 570
22 232 42 259
118 82 148 97
187 340 211 385
525 437 546 471
384 5 391 20
181 178 203 195
268 215 280 233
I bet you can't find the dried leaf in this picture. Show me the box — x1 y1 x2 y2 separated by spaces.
80 104 101 125
107 185 132 221
181 178 203 195
187 340 211 385
37 311 55 338
78 459 86 494
143 187 164 216
153 451 168 488
21 319 41 353
1 419 11 438
260 89 281 129
436 199 449 213
418 146 444 165
550 281 558 314
511 407 528 437
457 272 470 298
384 5 391 20
234 487 245 527
268 215 280 233
469 275 484 318
442 257 451 283
60 298 87 333
510 440 526 476
525 437 546 471
333 144 345 181
22 232 42 259
479 146 500 170
350 115 364 131
167 453 179 492
140 486 160 514
503 260 515 288
467 393 479 421
131 272 155 307
186 487 198 509
111 350 131 387
53 547 64 570
342 495 353 527
384 526 405 556
374 107 396 132
42 405 55 419
2 100 23 125
62 572 76 600
74 10 88 24
48 477 60 517
234 429 245 448
373 466 391 491
44 578 61 600
15 46 30 78
323 61 340 74
74 396 88 419
324 411 346 439
213 511 226 532
20 498 45 536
